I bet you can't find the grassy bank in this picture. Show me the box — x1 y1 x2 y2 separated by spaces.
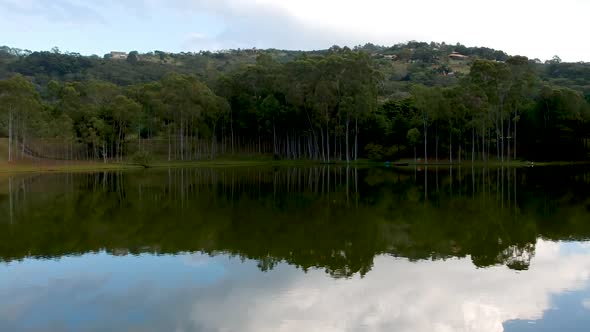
393 159 590 168
148 156 376 169
0 156 340 174
0 155 589 175
0 161 144 174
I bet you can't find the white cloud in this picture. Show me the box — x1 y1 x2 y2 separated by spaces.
164 0 590 61
1 0 588 60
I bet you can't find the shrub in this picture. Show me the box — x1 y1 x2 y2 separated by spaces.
366 143 407 161
365 143 384 161
131 150 153 167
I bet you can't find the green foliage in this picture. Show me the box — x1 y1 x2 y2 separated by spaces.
365 143 405 161
406 128 421 146
0 43 589 163
365 143 385 160
126 51 139 65
131 150 153 167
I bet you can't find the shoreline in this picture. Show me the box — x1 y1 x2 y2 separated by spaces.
0 159 589 175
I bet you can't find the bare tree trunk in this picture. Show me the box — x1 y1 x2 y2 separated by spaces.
435 123 438 162
501 113 505 163
320 128 325 162
496 130 500 161
103 142 107 163
180 118 184 161
423 118 428 163
326 119 330 163
507 114 512 163
21 131 25 157
168 124 171 161
138 123 141 153
272 121 277 156
211 124 216 160
354 116 359 161
449 131 452 164
231 112 235 155
8 109 13 162
481 124 485 162
472 128 475 164
514 120 517 161
488 129 492 163
333 126 337 161
119 125 123 162
345 118 350 163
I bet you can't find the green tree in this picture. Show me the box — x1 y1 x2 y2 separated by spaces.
407 128 421 162
127 51 139 65
0 74 43 162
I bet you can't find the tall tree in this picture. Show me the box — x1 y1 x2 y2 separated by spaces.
0 74 42 161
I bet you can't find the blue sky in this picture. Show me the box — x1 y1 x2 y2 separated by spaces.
1 0 589 62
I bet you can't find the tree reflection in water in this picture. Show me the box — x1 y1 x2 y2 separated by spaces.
1 166 589 278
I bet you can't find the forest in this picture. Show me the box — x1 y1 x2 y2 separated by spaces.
1 42 589 163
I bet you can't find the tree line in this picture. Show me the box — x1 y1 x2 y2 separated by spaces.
1 45 589 163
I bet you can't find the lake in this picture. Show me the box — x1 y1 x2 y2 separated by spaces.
1 166 589 332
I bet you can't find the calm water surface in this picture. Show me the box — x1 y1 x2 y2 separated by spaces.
1 166 590 332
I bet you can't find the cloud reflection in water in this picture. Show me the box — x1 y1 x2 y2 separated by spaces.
0 240 588 332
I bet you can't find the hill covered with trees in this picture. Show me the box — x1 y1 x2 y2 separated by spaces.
0 42 589 163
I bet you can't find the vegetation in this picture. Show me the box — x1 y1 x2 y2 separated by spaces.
1 42 589 165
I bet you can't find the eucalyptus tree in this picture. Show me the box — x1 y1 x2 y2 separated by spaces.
128 82 166 153
411 85 443 161
407 128 421 162
203 91 230 159
160 73 230 160
284 57 320 159
110 95 141 161
338 51 379 161
505 56 537 161
443 86 469 163
259 94 282 156
313 79 337 162
530 86 590 159
0 74 43 161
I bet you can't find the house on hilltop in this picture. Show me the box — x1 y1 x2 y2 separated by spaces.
449 52 469 61
110 51 128 60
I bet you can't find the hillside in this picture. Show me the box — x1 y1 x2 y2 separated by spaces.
2 42 589 98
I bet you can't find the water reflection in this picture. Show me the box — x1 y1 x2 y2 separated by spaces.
1 166 590 274
0 166 590 331
0 241 589 332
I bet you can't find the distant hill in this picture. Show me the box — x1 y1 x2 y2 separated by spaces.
2 42 589 98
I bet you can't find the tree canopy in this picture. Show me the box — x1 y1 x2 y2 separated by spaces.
1 42 589 163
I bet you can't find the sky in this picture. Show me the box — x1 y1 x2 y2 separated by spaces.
0 0 589 62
